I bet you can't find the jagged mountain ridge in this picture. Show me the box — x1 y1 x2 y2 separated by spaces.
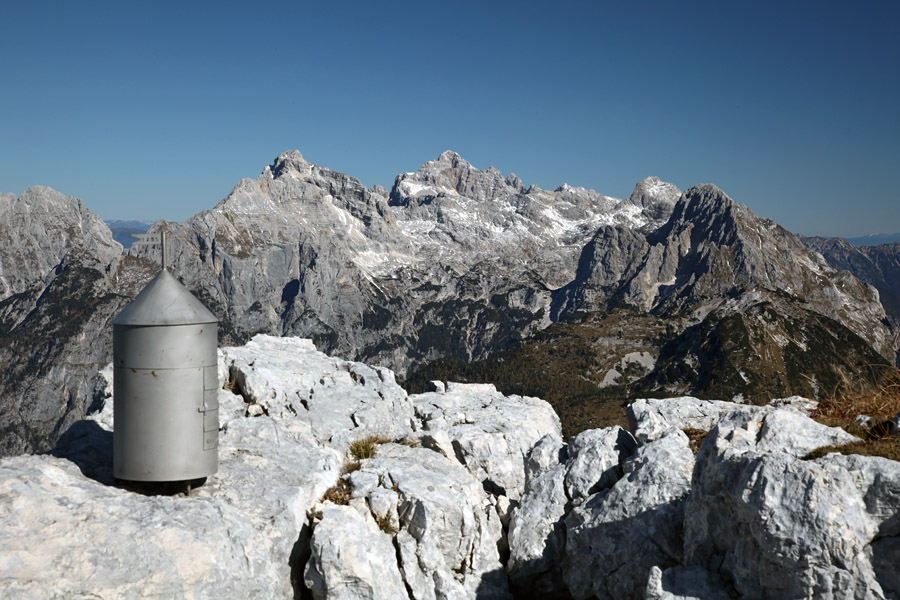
803 236 900 322
0 150 897 457
0 187 121 300
132 150 892 368
129 150 670 374
557 184 892 357
801 236 900 363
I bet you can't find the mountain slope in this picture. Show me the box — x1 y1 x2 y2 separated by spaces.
129 150 662 374
558 184 892 359
1 151 897 456
0 187 121 300
0 188 130 456
803 237 900 322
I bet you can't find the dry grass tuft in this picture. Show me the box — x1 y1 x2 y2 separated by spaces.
376 513 398 535
322 479 351 505
807 366 900 461
805 437 900 461
682 428 709 455
811 367 900 424
349 435 392 460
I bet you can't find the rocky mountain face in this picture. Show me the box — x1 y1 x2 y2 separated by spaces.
133 151 894 372
128 150 663 374
559 184 892 357
802 236 900 364
0 187 121 300
803 236 900 321
1 151 898 457
411 184 895 424
0 187 134 457
2 337 898 598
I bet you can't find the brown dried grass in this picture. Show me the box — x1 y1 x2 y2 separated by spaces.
322 479 351 505
806 366 900 461
348 435 393 460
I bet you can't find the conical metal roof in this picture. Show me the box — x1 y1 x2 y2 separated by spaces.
113 269 217 326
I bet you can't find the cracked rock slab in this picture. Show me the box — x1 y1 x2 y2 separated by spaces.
304 504 407 600
411 382 560 502
563 430 695 600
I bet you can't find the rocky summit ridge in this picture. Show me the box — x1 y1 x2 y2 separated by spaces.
0 150 898 457
1 336 898 599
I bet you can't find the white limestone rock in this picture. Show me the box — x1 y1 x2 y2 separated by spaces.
563 426 637 500
523 433 567 483
818 453 900 597
0 381 341 599
341 442 512 600
411 382 560 501
506 463 568 597
221 335 415 450
563 430 695 600
1 335 569 599
304 504 407 600
683 409 884 598
628 395 820 444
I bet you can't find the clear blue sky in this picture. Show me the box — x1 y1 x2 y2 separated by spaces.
1 1 897 237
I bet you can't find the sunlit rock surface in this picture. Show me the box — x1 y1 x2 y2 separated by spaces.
2 337 899 599
0 336 552 599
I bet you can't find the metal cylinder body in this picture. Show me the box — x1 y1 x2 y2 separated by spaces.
112 268 218 482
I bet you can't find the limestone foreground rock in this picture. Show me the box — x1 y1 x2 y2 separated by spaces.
409 381 562 502
563 430 694 600
0 336 558 599
683 409 893 598
304 504 407 600
1 339 899 598
0 353 342 599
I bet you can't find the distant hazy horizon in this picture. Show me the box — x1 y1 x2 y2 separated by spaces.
2 1 897 238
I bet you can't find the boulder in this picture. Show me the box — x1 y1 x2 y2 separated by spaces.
819 453 900 597
627 396 819 444
563 430 694 600
338 442 512 600
523 433 567 483
304 504 407 600
411 382 560 501
563 426 637 500
221 335 415 450
507 463 568 597
683 409 884 598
